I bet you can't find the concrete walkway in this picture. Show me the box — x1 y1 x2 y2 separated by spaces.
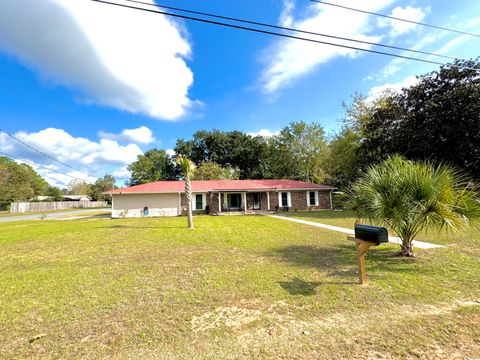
0 208 111 223
270 215 444 249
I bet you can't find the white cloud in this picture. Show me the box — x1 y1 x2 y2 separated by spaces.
43 169 98 189
378 6 429 37
0 0 197 120
11 158 98 189
112 166 131 180
368 30 448 83
99 126 155 144
367 75 419 102
165 149 176 157
279 0 295 27
0 128 143 187
433 34 472 56
247 129 279 137
378 58 407 78
261 0 395 94
428 17 480 58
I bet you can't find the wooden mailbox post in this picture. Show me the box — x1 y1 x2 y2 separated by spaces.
347 236 376 285
348 224 389 285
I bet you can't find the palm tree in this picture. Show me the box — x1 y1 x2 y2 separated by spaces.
176 156 196 229
349 156 480 256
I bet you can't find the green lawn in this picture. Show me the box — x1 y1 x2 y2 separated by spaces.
279 210 480 246
1 213 479 359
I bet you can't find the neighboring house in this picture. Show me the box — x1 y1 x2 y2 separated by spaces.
105 179 334 218
63 195 91 201
29 195 91 202
34 196 54 201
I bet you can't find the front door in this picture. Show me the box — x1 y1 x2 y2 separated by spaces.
253 193 261 210
227 193 241 209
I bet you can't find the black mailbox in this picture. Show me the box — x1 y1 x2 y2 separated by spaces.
354 224 388 245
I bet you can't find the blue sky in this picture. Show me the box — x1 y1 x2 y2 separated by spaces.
0 0 479 187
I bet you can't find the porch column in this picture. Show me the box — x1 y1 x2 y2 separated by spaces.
243 192 247 213
267 192 270 211
218 192 221 213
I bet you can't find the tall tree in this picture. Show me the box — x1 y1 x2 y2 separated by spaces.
89 174 116 202
67 179 91 195
176 156 195 229
0 157 47 209
359 59 480 178
192 162 239 180
45 186 64 201
175 130 268 179
128 149 178 186
23 164 48 196
326 127 361 188
271 122 330 183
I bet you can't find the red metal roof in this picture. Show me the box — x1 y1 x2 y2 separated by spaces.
107 179 333 194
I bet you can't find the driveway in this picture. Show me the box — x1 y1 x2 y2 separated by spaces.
0 208 111 223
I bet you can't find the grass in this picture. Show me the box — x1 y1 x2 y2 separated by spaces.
279 209 480 246
279 209 358 228
1 213 479 359
52 210 112 219
0 207 110 218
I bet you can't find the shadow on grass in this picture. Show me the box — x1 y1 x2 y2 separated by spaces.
269 244 417 281
97 225 187 229
279 277 358 295
279 277 322 296
84 214 111 219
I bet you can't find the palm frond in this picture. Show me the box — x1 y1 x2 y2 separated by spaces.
348 155 480 253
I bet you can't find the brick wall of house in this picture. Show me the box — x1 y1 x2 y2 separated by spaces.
246 193 254 210
260 192 269 210
272 190 332 212
290 191 307 210
208 192 220 214
180 189 331 215
318 191 331 209
244 192 269 211
268 191 278 211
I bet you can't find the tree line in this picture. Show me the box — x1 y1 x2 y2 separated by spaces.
0 156 116 210
128 59 480 188
128 121 329 186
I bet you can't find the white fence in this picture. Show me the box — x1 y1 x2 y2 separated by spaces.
10 201 109 214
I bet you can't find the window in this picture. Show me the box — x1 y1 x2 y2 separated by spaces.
227 193 242 209
253 193 260 210
308 191 317 206
278 192 291 208
195 194 203 210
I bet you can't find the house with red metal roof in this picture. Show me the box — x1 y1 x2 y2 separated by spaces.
105 179 334 218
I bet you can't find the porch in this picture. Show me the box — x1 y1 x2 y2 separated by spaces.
213 191 271 214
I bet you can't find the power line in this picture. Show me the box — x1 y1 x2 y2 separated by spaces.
0 129 98 180
89 0 480 72
121 0 466 62
309 0 480 39
0 151 95 184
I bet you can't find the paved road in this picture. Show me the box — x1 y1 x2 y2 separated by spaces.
0 208 111 223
